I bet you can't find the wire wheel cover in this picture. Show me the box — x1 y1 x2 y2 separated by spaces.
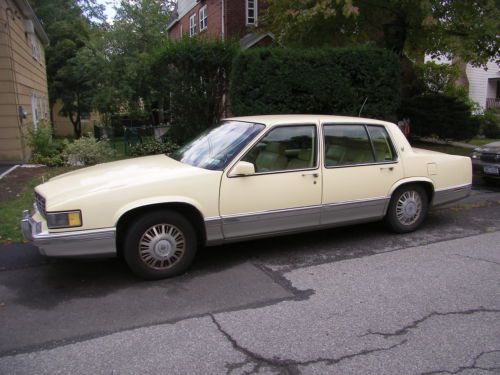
139 224 186 270
395 190 422 226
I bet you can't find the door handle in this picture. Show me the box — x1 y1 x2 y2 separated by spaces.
302 172 319 178
380 167 394 171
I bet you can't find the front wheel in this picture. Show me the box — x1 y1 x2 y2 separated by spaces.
123 210 197 280
384 185 428 233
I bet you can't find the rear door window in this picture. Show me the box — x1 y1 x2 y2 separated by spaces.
324 125 375 167
367 125 397 162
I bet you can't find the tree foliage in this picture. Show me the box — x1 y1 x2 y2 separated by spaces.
262 0 500 66
230 47 400 120
30 0 99 137
400 94 480 140
151 39 238 144
100 0 174 124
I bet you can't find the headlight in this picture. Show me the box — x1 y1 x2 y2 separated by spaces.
471 151 480 159
46 210 82 229
496 154 500 161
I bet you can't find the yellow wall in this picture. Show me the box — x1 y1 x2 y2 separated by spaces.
52 99 100 138
0 0 49 163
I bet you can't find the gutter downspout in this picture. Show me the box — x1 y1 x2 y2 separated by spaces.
221 0 225 41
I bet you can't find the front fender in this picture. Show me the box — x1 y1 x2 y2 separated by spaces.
113 196 206 226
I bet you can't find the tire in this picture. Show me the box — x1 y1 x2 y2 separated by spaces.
384 184 429 234
123 210 198 280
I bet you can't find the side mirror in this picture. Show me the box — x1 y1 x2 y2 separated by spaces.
229 161 255 177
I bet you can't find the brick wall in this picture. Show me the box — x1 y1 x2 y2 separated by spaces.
169 0 223 40
168 0 266 42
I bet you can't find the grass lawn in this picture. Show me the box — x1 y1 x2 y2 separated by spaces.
467 138 499 147
0 167 75 244
411 141 472 156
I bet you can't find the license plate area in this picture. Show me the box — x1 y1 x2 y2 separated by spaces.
483 165 499 175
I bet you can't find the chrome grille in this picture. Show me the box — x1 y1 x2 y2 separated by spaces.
35 192 46 218
480 153 498 162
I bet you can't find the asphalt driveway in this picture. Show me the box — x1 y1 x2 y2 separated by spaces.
0 183 499 374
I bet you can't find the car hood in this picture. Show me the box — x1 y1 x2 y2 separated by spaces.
475 142 500 153
36 155 212 209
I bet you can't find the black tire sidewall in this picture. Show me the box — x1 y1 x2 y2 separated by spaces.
385 185 428 233
123 210 197 280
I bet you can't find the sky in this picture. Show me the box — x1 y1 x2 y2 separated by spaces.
96 0 118 22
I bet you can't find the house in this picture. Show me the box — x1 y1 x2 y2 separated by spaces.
426 56 500 111
167 0 273 49
466 61 500 111
0 0 50 163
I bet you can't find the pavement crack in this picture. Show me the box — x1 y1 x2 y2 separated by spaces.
209 313 300 374
360 307 500 338
209 314 407 374
419 350 500 374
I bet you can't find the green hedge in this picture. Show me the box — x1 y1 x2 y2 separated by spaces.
400 94 480 141
229 47 401 120
151 39 237 143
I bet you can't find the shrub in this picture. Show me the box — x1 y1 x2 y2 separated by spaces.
479 110 500 138
413 62 460 95
229 47 401 120
400 94 480 141
129 139 179 156
63 135 115 165
26 122 65 166
151 39 237 144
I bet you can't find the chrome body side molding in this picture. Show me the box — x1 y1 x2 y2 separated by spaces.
321 197 389 226
432 183 472 207
204 197 390 246
222 205 322 240
204 217 225 245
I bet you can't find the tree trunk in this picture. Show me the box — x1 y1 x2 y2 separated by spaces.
452 57 469 90
49 99 55 131
69 111 81 139
158 96 165 124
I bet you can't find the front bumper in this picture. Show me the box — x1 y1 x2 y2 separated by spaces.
21 210 116 258
472 159 500 179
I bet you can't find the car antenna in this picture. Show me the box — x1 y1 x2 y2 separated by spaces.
358 97 368 117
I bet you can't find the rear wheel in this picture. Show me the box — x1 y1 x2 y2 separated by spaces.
123 210 197 280
384 185 428 233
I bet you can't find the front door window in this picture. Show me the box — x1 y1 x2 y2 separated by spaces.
242 125 317 173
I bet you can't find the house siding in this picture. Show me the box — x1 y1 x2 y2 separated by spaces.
467 61 500 109
0 0 49 163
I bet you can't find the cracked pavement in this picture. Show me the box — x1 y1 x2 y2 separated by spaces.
0 184 499 374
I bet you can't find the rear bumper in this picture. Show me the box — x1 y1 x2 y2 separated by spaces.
21 210 116 258
432 183 472 207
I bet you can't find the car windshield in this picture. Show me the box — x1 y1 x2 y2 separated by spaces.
171 121 265 170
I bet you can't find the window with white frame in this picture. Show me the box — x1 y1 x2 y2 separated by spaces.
246 0 257 25
189 14 196 37
199 5 207 31
30 34 41 62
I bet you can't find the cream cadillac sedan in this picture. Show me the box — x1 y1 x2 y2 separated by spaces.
22 115 472 279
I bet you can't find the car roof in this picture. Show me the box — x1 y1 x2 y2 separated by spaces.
224 114 392 127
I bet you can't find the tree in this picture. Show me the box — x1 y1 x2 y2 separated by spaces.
30 0 103 137
102 0 174 124
56 47 97 138
262 0 500 66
